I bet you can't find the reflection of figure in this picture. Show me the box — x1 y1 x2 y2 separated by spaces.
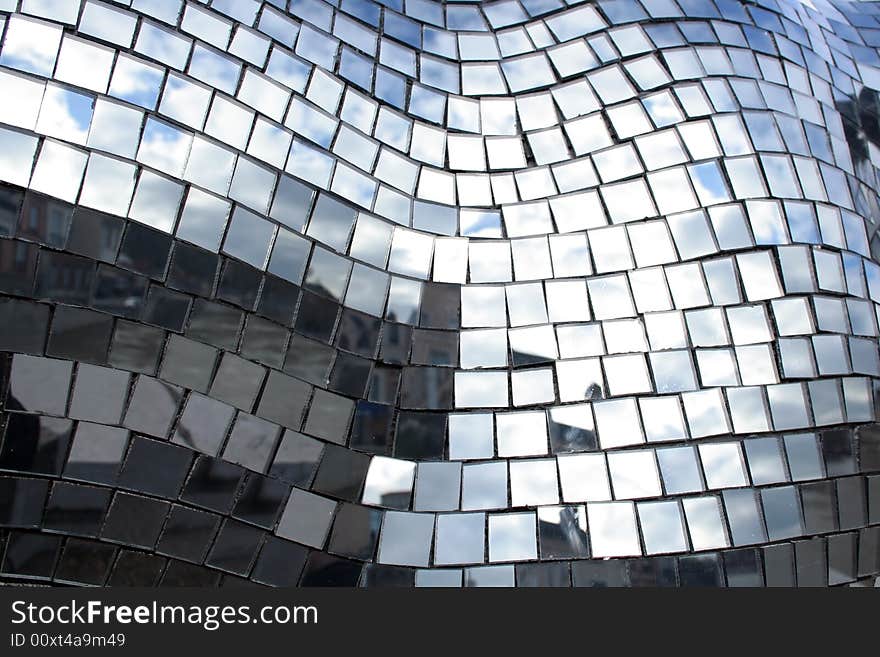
585 383 604 401
557 506 589 556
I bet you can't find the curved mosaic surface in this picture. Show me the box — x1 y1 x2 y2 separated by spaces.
1 0 880 588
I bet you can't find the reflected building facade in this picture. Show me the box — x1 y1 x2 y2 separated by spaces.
0 0 879 587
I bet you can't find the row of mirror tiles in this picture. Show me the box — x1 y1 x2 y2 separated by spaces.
5 300 880 456
3 207 880 385
0 62 875 241
1 190 877 340
3 0 866 112
0 435 878 564
0 4 872 238
1 526 878 587
4 235 880 453
0 9 863 196
2 182 879 343
2 2 879 233
5 257 880 426
4 349 880 510
0 96 871 254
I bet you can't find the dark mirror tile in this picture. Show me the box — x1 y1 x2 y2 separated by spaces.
311 444 371 502
0 415 73 476
47 306 113 364
283 334 334 384
762 543 796 587
801 480 837 534
180 455 244 514
167 242 218 297
101 493 169 549
419 284 459 329
329 352 372 397
1 531 62 579
232 474 288 529
240 316 288 368
367 365 402 405
0 185 24 237
328 502 381 560
209 354 265 411
869 476 880 525
222 413 280 473
54 539 116 586
795 538 827 587
349 401 394 455
66 208 124 263
269 430 324 487
723 548 764 587
627 557 678 587
251 536 308 587
300 551 363 587
400 367 453 410
394 412 446 460
294 291 338 342
0 298 49 354
122 376 182 439
117 222 172 279
0 477 49 528
515 561 571 587
186 299 242 350
257 275 299 326
172 392 235 456
360 563 415 588
108 320 165 375
17 192 73 248
160 559 221 586
410 329 458 367
43 482 111 537
857 425 880 472
379 322 413 365
106 550 165 586
336 308 381 358
827 533 856 585
257 370 310 430
220 574 263 588
857 527 879 578
142 285 190 332
118 436 192 497
34 250 95 305
205 519 263 575
303 390 354 444
677 553 724 587
0 238 38 296
837 476 867 530
8 354 72 416
217 258 262 310
64 423 130 485
160 334 217 393
68 363 130 425
821 428 857 476
92 265 148 318
156 505 220 562
571 560 629 587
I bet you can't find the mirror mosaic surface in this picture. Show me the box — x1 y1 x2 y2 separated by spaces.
0 0 879 587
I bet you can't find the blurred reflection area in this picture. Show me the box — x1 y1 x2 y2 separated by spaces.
837 87 880 260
